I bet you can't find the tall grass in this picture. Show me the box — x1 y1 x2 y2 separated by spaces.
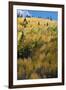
17 17 58 80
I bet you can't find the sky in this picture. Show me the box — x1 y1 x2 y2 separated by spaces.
17 9 58 20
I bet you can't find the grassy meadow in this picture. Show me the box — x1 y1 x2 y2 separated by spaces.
17 17 58 80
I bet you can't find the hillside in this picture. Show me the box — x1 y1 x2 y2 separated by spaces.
17 17 57 31
17 17 58 80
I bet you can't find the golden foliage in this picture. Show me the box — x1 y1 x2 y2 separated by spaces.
17 17 58 80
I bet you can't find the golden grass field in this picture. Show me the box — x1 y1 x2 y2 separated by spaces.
17 17 58 80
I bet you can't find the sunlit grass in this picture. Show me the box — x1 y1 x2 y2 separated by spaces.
17 17 58 80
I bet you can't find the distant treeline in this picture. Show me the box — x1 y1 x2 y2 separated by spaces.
17 14 53 20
